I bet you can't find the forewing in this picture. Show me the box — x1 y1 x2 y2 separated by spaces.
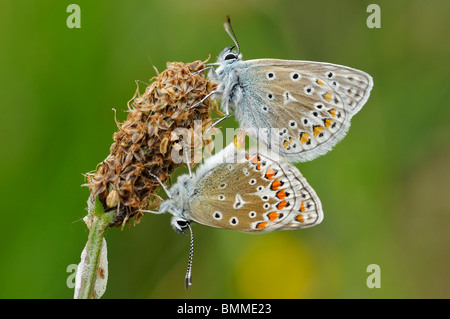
236 59 373 162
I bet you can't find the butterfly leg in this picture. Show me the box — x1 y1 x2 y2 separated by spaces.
148 173 172 199
189 66 217 78
203 113 234 138
187 90 220 110
137 209 161 214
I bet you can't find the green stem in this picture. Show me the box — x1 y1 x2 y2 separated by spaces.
75 197 114 299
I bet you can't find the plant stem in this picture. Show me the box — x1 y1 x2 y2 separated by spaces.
74 197 113 299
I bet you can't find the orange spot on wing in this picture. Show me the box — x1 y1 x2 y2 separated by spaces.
277 200 287 210
276 190 286 199
316 79 325 86
323 92 332 102
324 118 333 129
256 222 268 229
329 108 336 117
268 212 279 221
296 214 304 223
251 155 260 165
271 179 282 191
265 168 276 179
313 126 324 137
283 140 290 149
300 202 305 212
300 132 310 144
256 163 261 170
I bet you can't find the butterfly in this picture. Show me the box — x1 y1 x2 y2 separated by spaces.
200 17 373 162
143 143 323 288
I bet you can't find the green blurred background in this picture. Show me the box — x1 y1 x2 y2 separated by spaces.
1 0 449 299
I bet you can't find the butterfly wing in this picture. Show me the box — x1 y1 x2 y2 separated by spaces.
233 59 373 162
188 148 323 232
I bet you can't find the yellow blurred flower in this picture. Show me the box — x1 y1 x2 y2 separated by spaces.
235 233 316 298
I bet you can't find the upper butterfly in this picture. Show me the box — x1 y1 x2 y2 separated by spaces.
205 17 373 162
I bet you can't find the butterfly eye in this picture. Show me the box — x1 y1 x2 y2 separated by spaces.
224 53 237 60
171 217 190 234
176 220 188 228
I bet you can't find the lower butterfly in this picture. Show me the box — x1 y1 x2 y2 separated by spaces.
142 143 323 288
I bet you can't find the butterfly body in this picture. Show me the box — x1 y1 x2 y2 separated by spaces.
159 144 323 234
209 46 373 162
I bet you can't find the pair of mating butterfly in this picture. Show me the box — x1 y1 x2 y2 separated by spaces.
144 17 373 288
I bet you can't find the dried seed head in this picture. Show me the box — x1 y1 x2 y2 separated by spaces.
85 60 217 227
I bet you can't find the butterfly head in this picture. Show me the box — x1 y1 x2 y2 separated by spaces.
158 174 193 233
155 173 195 289
217 46 241 64
217 16 242 65
159 199 190 234
170 216 191 234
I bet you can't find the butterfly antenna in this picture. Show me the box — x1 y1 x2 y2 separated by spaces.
149 172 172 199
185 223 194 290
224 16 240 55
